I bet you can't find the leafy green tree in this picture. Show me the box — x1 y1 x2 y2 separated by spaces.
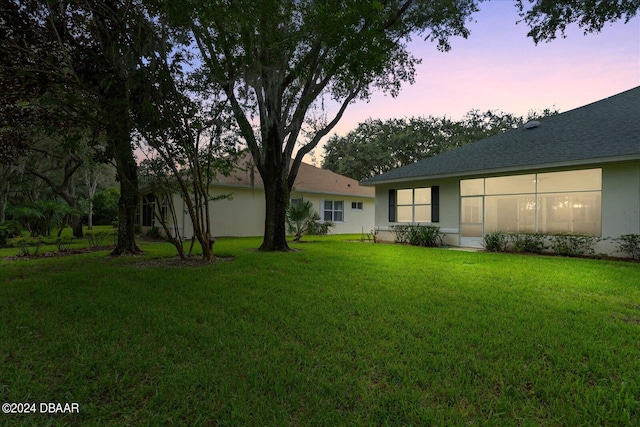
132 43 241 260
21 136 85 237
82 161 116 230
138 158 187 259
322 109 557 181
92 188 120 227
0 0 172 255
516 0 639 43
170 0 479 251
10 199 72 237
286 200 332 242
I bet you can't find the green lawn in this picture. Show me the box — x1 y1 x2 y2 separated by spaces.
1 236 639 426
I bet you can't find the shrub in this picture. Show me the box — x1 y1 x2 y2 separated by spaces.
510 233 546 254
0 220 22 247
93 188 120 226
615 234 640 260
86 231 113 248
286 200 333 241
391 224 444 247
361 229 378 243
145 226 163 240
390 225 410 244
55 237 75 252
549 233 599 257
482 231 510 252
14 237 43 256
10 200 71 237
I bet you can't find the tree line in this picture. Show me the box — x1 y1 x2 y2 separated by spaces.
321 109 558 181
1 0 636 257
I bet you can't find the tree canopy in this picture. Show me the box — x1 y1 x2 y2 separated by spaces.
169 0 480 250
516 0 640 43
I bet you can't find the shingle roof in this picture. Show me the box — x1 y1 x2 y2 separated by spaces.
215 153 374 198
362 86 640 185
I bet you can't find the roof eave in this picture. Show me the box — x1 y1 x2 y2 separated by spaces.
292 189 375 199
361 154 640 186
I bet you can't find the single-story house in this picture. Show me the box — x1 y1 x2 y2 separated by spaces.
139 154 375 238
361 86 640 255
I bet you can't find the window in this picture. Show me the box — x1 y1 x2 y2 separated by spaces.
290 198 303 206
485 174 535 195
351 201 363 210
460 168 602 236
142 194 155 227
460 178 484 196
160 197 169 222
536 169 601 193
323 200 344 222
396 187 432 223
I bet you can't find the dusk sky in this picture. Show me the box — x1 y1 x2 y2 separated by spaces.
315 1 640 161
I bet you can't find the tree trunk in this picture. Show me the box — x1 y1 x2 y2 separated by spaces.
0 187 7 224
86 169 99 231
113 179 139 254
200 233 214 261
87 198 93 230
68 180 83 239
112 145 140 255
106 97 140 255
71 213 83 238
260 177 290 251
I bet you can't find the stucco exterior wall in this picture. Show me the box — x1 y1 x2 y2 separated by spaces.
146 186 374 238
373 178 460 245
598 161 640 254
295 192 375 235
372 161 640 256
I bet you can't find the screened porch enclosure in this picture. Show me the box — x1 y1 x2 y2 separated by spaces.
460 169 602 245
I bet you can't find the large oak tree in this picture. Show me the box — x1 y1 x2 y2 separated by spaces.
178 0 637 251
172 0 479 251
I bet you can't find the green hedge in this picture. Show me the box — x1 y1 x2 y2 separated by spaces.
390 224 444 247
482 232 600 257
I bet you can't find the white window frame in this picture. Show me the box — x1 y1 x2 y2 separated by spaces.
322 199 345 222
351 201 363 211
396 188 431 223
142 194 155 227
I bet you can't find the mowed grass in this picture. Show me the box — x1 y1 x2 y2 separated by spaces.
1 236 639 426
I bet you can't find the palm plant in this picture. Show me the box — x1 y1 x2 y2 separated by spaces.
10 200 74 237
286 200 333 242
0 220 22 246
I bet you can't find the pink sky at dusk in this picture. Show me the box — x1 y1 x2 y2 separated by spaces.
314 1 640 161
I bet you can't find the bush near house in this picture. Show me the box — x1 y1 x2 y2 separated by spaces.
286 200 333 242
391 224 444 247
92 188 120 226
549 233 600 257
510 232 546 254
482 230 510 252
615 234 640 260
482 232 607 258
